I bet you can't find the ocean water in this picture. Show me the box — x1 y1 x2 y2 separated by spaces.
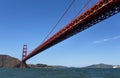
0 68 120 78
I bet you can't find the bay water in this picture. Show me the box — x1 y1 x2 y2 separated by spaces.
0 68 120 78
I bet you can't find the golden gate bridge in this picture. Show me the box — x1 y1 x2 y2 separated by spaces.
21 0 120 68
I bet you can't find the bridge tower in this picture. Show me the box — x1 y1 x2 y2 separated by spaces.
21 45 27 68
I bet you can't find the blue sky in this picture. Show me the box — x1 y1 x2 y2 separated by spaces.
0 0 120 67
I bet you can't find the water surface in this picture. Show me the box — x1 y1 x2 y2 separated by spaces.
0 68 120 78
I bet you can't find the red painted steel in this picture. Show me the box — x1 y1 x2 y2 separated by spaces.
22 0 120 62
22 45 27 60
21 45 27 68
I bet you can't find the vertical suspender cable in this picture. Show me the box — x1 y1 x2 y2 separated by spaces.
74 0 91 19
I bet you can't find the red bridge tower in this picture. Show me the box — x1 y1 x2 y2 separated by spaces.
21 45 27 68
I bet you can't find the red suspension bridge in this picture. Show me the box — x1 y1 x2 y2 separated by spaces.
21 0 120 68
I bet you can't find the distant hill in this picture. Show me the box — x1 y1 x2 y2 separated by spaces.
28 63 67 68
28 64 48 68
84 63 113 68
0 55 20 68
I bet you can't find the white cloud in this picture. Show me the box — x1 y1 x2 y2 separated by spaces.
93 35 120 44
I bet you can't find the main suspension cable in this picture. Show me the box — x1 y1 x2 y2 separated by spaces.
41 0 75 43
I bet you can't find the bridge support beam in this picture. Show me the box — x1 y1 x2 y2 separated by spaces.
20 61 27 68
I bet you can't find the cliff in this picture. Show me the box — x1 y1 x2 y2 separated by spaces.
0 55 20 68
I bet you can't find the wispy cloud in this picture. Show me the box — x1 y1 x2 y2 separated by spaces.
93 35 120 44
